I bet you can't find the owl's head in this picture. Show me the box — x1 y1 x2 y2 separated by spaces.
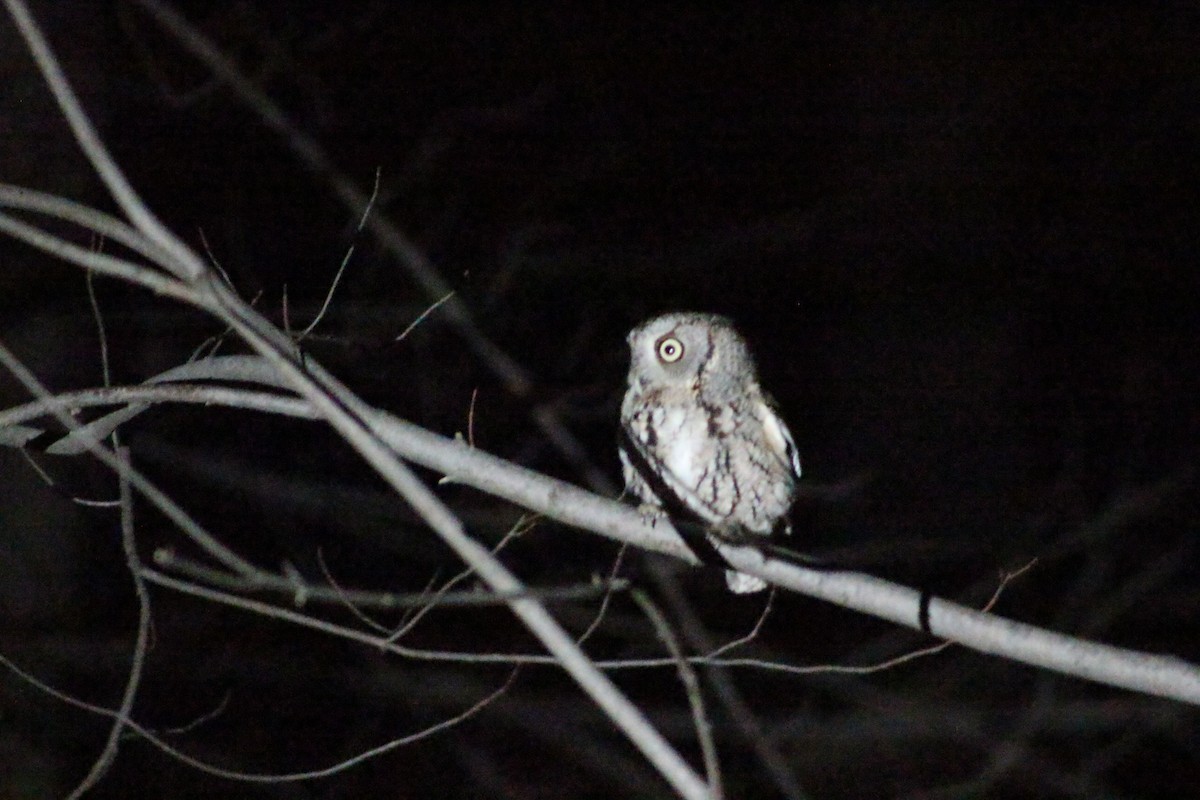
626 312 755 390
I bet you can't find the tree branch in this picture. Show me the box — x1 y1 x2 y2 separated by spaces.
3 366 1199 706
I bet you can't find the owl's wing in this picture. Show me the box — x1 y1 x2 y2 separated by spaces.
758 397 802 480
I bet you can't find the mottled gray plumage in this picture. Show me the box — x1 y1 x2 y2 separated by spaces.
619 312 802 593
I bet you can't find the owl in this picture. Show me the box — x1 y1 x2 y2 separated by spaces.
619 312 802 593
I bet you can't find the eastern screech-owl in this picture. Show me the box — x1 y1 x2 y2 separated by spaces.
619 312 802 593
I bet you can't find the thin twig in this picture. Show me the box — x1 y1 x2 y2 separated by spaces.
577 543 630 645
394 290 456 343
467 387 479 448
66 448 152 797
387 517 533 641
298 168 379 341
703 589 777 659
152 544 623 612
0 645 520 783
634 590 723 800
85 262 112 387
159 692 230 736
195 228 235 289
139 567 556 665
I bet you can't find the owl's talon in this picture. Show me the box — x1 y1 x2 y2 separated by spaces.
636 503 666 527
709 521 753 545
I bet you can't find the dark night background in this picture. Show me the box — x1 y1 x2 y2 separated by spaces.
1 3 1198 798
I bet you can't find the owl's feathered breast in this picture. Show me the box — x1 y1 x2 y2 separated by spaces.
621 379 794 534
626 383 721 494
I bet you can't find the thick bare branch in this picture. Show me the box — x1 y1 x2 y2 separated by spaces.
4 370 1199 706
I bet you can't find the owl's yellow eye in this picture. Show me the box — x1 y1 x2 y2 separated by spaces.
656 336 684 363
